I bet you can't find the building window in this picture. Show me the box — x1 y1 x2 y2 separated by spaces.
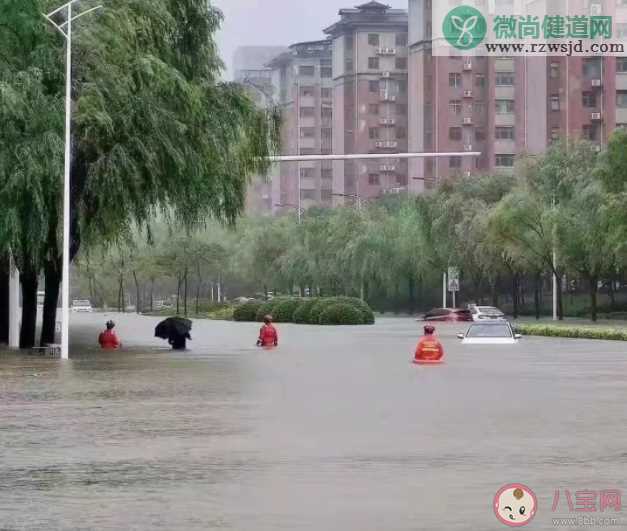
300 127 315 138
396 126 407 139
495 72 515 86
449 100 462 114
550 95 560 111
299 65 315 76
369 104 379 115
300 86 315 97
300 148 315 155
550 62 560 78
321 88 332 99
397 80 407 94
396 33 408 46
321 189 333 201
300 167 315 178
321 169 333 179
301 189 317 201
617 23 627 38
396 103 407 115
449 73 462 87
495 126 515 140
368 33 380 46
300 107 315 117
368 57 380 70
321 67 332 78
321 128 332 139
582 58 602 79
395 57 408 70
495 154 515 167
582 91 596 107
582 124 597 141
475 74 486 88
495 99 514 114
449 156 462 168
369 173 380 185
551 127 560 141
475 128 486 141
369 127 380 139
321 107 333 118
345 35 354 49
473 101 485 114
345 59 353 72
369 80 379 92
617 91 627 108
397 175 408 186
618 58 627 73
449 127 462 141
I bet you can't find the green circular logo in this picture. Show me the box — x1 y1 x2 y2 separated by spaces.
443 5 487 50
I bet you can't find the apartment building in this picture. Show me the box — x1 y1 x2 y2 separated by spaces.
407 0 627 192
267 40 334 214
234 46 287 215
324 1 410 206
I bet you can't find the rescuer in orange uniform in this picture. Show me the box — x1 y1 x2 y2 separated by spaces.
257 315 279 347
98 320 121 350
414 325 444 363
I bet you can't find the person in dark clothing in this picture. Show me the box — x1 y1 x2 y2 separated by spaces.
169 331 191 350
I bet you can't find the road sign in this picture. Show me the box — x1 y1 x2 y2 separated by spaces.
448 267 460 292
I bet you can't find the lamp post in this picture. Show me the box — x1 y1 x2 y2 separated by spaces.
44 0 102 360
274 203 304 222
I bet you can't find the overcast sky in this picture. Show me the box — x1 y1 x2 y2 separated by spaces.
212 0 407 79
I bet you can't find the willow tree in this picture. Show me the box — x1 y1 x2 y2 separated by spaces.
0 0 279 347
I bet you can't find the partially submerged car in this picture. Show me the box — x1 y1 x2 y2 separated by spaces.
468 305 506 321
457 321 521 345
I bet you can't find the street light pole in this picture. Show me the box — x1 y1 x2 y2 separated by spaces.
44 1 102 360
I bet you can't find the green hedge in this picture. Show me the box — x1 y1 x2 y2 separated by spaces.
319 303 365 325
233 301 263 322
515 324 627 341
255 298 292 322
293 298 320 323
308 297 375 325
207 306 235 320
273 299 304 323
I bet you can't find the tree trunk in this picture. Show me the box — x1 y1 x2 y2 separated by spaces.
263 284 268 300
491 277 499 307
19 266 39 349
609 277 616 309
176 274 181 314
132 270 141 314
556 274 564 320
150 279 154 312
512 274 519 319
534 273 541 320
41 260 61 346
589 275 598 322
117 276 122 313
0 255 9 344
408 275 416 314
183 267 188 316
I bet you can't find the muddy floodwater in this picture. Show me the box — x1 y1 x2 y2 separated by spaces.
1 313 626 530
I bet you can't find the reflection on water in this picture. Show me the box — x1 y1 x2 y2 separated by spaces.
1 314 626 530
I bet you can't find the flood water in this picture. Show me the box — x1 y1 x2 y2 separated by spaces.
1 313 627 530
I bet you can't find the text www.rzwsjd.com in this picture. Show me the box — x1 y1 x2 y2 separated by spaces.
484 40 625 55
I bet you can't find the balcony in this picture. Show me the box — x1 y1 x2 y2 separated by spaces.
377 47 397 56
494 113 515 126
380 117 396 126
380 92 397 102
375 140 398 149
616 107 627 123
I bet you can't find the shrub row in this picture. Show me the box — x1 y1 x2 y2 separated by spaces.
233 297 375 326
515 324 627 341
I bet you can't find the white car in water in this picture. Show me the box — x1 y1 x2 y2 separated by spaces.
457 321 521 345
71 299 94 313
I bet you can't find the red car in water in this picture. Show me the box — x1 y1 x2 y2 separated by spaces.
421 308 473 322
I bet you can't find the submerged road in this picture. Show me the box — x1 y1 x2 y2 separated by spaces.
1 313 626 530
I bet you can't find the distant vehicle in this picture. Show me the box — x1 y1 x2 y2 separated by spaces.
233 297 253 304
71 300 93 313
154 300 173 311
468 305 506 321
457 321 521 345
421 308 473 322
37 291 45 307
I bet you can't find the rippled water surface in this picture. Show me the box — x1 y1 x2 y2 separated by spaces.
1 314 626 530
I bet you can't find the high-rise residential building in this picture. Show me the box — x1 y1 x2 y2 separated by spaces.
267 39 334 215
407 0 627 192
234 46 287 216
324 1 410 206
